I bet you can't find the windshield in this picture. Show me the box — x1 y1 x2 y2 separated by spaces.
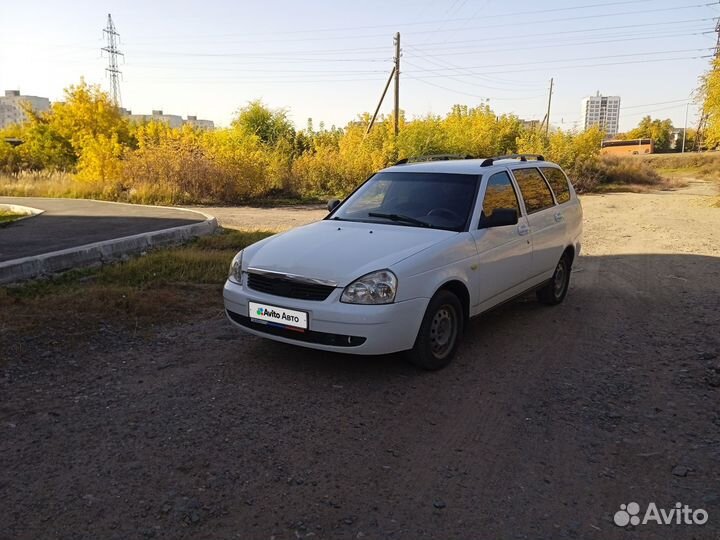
330 171 480 231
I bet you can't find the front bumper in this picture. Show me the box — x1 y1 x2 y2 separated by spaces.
223 278 428 355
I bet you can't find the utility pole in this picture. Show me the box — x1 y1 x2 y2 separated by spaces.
102 14 124 107
682 102 689 153
545 77 553 136
394 32 401 137
696 15 719 150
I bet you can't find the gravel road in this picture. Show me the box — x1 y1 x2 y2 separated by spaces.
2 180 719 539
183 204 327 233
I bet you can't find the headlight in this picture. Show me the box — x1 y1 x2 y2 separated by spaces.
341 270 397 305
228 251 243 283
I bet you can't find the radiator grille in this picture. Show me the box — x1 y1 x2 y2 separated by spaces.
247 272 335 301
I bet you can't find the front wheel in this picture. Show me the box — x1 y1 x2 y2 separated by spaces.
406 290 463 370
537 253 571 305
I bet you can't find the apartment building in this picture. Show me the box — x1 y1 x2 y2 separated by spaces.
0 90 51 128
581 92 621 138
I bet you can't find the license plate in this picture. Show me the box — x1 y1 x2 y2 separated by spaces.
249 301 308 331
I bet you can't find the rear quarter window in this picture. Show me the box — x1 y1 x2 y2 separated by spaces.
541 167 571 204
511 167 556 214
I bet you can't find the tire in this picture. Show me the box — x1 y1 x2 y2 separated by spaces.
406 290 463 370
536 252 572 305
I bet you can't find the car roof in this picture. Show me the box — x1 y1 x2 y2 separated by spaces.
381 158 563 175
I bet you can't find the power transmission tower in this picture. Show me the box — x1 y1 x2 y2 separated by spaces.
102 14 124 107
394 32 401 137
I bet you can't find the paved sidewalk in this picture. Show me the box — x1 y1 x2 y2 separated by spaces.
0 197 207 262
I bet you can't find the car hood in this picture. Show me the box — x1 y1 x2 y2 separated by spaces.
244 220 455 286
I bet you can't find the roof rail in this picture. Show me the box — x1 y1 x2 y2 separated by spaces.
479 154 545 167
395 154 475 165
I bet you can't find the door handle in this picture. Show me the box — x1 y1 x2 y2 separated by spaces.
517 223 530 236
554 212 564 222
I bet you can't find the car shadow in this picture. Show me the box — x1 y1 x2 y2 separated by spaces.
221 252 720 381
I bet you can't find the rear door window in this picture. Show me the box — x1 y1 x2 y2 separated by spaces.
481 171 520 222
512 167 556 214
541 167 571 204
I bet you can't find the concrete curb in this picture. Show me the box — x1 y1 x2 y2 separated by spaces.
0 203 45 224
0 211 218 285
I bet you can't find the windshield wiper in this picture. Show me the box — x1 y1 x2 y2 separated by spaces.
367 212 432 228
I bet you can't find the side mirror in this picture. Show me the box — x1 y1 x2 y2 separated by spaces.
327 198 340 212
478 208 518 229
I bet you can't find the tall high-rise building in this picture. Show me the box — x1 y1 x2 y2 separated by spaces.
0 90 51 128
581 92 621 137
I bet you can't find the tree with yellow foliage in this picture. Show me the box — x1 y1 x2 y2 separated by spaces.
699 57 720 149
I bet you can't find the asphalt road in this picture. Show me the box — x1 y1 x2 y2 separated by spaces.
0 197 206 262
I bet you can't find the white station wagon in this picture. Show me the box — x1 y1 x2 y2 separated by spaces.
224 154 582 369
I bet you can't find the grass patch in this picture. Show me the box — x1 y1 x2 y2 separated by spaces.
0 229 274 356
0 209 26 225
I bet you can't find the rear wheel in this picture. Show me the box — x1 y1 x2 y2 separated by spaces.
406 290 463 370
537 252 572 305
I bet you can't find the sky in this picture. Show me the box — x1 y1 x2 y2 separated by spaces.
1 0 718 132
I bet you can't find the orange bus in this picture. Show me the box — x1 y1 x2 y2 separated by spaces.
600 138 654 156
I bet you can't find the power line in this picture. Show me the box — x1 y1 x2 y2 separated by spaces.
405 18 713 50
403 59 545 93
622 103 691 118
405 29 713 58
403 47 714 74
18 16 711 58
110 3 714 48
131 54 707 85
621 99 692 110
405 54 708 80
120 0 659 42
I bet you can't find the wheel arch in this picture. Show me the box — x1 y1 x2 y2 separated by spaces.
436 279 470 327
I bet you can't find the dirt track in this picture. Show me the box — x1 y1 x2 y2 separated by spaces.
2 180 720 539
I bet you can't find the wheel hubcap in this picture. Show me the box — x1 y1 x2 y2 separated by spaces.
429 305 456 359
553 260 567 297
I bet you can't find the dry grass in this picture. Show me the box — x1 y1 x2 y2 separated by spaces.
570 155 687 194
0 229 273 358
632 152 720 206
570 152 720 194
0 171 96 198
634 152 720 183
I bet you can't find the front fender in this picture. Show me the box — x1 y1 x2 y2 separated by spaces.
391 233 476 302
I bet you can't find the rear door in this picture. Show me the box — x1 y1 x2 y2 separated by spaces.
539 166 581 245
470 170 533 308
510 167 563 281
